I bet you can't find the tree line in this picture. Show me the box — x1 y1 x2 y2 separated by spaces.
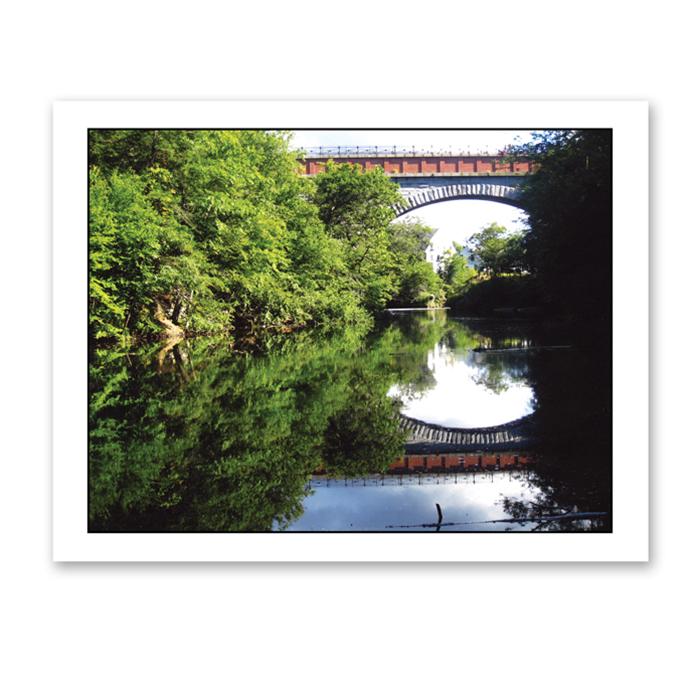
448 129 612 329
89 130 445 344
90 129 612 343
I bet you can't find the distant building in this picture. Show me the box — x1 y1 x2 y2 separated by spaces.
425 242 440 270
462 247 480 270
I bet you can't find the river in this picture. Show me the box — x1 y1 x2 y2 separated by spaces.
89 310 611 532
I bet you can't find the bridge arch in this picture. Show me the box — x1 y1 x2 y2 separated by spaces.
393 182 525 218
399 414 534 449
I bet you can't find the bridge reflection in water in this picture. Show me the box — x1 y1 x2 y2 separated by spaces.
389 449 533 473
398 414 534 449
313 450 535 481
287 469 551 532
310 469 533 489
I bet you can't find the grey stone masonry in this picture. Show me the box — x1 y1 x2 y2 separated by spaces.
393 181 522 217
399 414 534 452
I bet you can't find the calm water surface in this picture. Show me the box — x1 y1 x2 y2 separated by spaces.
387 313 535 428
283 473 546 532
89 310 611 532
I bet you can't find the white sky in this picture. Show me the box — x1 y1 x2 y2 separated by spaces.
289 129 536 153
397 200 526 260
290 130 534 259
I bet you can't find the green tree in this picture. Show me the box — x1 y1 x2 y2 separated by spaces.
92 132 466 344
89 166 215 340
439 244 477 298
388 217 435 260
313 162 404 311
89 130 367 344
466 223 526 277
512 129 612 324
394 261 446 307
388 218 445 307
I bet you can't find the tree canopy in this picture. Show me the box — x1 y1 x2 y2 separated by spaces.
387 218 445 307
514 129 612 324
89 131 418 344
438 243 477 299
449 130 612 322
313 161 404 311
466 223 527 277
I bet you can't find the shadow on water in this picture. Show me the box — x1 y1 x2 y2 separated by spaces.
88 311 611 532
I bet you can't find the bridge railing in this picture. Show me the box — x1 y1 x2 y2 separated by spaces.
302 146 514 158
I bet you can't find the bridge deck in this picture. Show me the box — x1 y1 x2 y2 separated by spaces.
300 152 535 177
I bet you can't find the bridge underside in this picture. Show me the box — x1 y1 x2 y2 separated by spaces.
391 177 525 217
399 414 535 454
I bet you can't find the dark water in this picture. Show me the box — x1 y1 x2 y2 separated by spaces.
89 311 611 532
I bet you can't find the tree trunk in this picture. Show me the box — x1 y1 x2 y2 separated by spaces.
172 299 183 325
154 299 185 339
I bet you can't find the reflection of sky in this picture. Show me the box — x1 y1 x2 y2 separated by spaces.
388 342 534 428
282 473 541 532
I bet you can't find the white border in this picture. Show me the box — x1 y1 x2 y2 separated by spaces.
53 100 648 562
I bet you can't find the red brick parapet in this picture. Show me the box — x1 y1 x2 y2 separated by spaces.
300 155 535 176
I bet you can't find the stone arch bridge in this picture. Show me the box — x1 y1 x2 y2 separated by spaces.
392 179 522 217
301 148 536 451
300 148 533 216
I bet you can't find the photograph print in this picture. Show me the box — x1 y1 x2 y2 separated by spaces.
87 126 613 534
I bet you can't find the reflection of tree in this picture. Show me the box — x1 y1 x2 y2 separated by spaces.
377 313 444 400
323 390 405 477
392 365 437 402
472 364 511 394
89 310 612 534
89 310 510 532
497 328 612 532
499 494 608 532
443 325 484 353
382 310 486 400
470 350 530 395
89 326 408 532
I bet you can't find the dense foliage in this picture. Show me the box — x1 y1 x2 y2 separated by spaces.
449 130 612 324
89 131 434 344
466 223 526 277
89 314 453 531
387 218 445 307
514 129 612 326
438 244 477 299
312 161 403 311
